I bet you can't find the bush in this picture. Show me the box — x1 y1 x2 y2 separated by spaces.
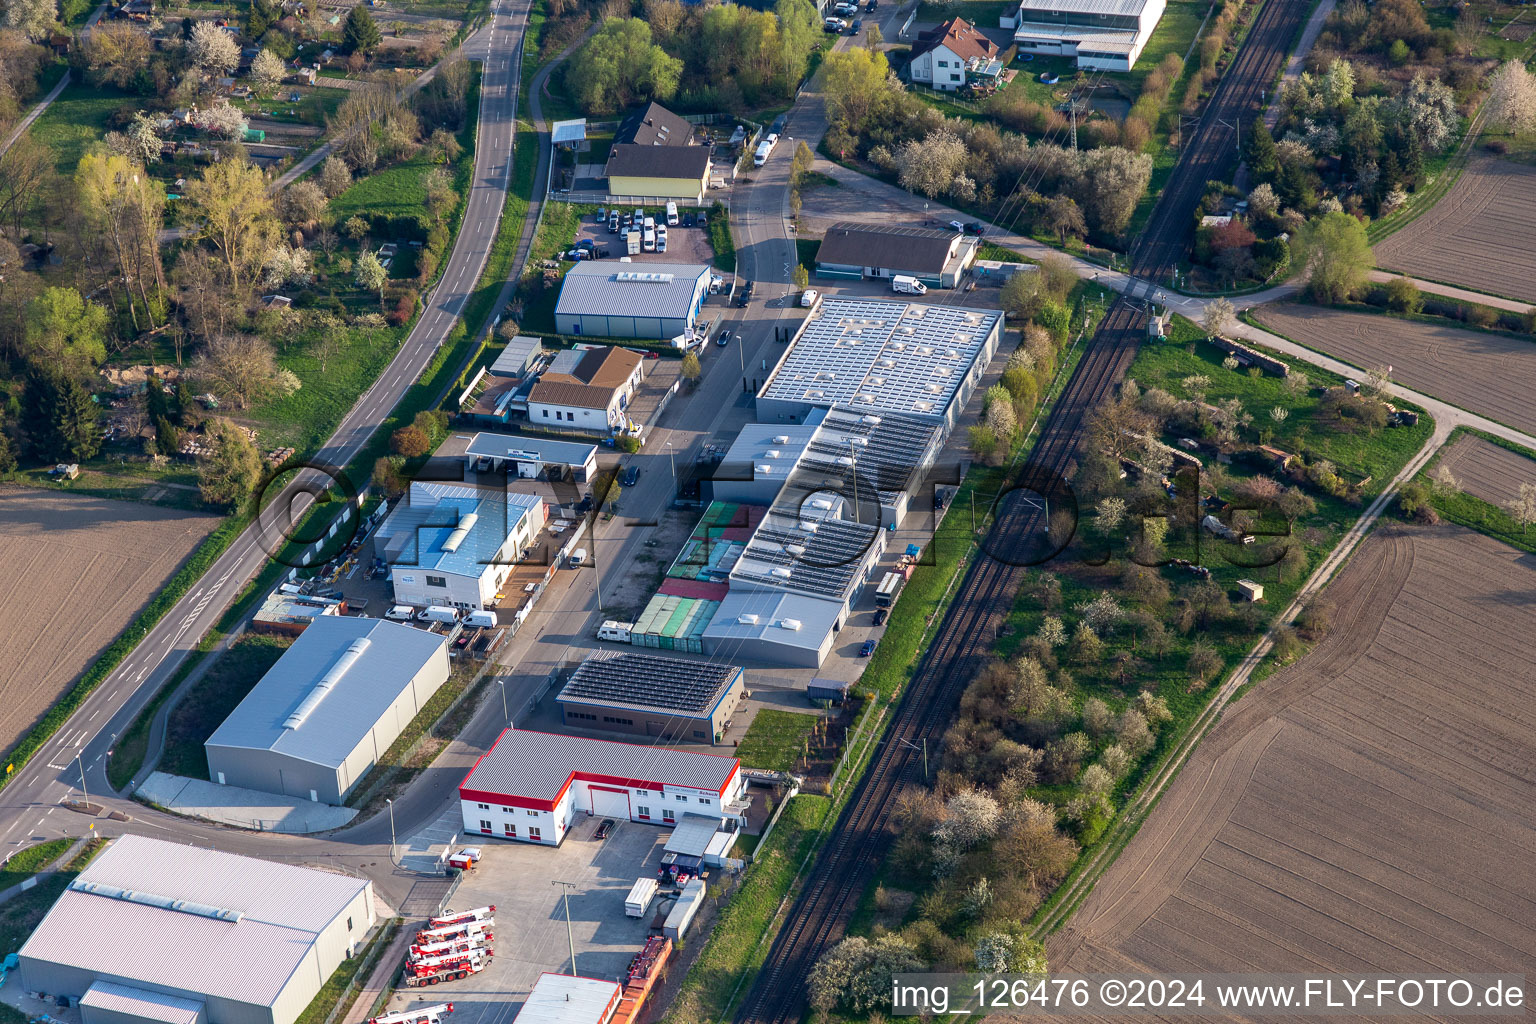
388 289 419 327
1385 277 1422 314
390 425 431 457
617 435 641 453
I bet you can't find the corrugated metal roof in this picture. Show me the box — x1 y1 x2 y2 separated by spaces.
513 974 622 1024
204 617 446 767
664 814 724 858
20 837 368 1009
460 729 739 802
1016 0 1149 16
555 262 711 323
375 482 545 580
465 432 598 467
702 589 844 652
489 335 543 377
81 981 205 1024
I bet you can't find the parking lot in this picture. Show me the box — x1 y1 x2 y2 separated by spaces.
572 210 718 267
382 817 676 1023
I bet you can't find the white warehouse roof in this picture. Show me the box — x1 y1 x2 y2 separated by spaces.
514 973 622 1024
20 836 370 1009
461 729 740 804
80 982 205 1024
204 616 447 769
555 262 710 321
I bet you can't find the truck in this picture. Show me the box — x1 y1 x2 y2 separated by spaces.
401 949 489 987
445 847 482 873
611 938 672 1024
367 1003 453 1024
874 570 904 608
891 275 927 295
415 919 493 945
429 906 496 929
753 133 778 167
625 877 659 918
626 229 641 255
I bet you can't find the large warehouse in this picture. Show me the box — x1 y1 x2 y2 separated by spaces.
375 480 549 610
756 298 1004 436
459 729 746 845
205 616 450 805
1002 0 1167 69
555 651 745 744
18 836 376 1024
554 263 712 340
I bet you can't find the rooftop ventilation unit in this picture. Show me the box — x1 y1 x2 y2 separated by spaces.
440 512 479 554
777 618 802 631
918 346 933 355
765 450 781 458
810 498 833 510
926 384 943 394
869 376 885 385
797 521 819 532
946 348 959 358
773 435 791 444
615 271 676 283
737 613 760 625
756 464 774 474
785 544 807 556
837 455 855 466
878 358 896 368
862 415 882 425
850 436 868 446
283 637 370 730
771 567 793 578
70 881 245 923
913 400 935 412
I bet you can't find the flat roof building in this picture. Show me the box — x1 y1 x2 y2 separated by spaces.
513 974 622 1024
555 263 712 340
757 297 1004 436
18 836 376 1024
556 651 745 745
205 616 450 805
814 222 980 287
375 481 548 611
459 729 747 845
1002 0 1167 69
489 335 545 378
464 431 599 483
701 588 846 668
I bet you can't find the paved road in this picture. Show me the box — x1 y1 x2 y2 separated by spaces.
0 0 532 887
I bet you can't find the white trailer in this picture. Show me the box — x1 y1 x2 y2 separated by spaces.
625 877 659 918
663 878 706 940
367 1003 454 1024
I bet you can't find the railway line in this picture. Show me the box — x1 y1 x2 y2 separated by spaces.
732 0 1315 1020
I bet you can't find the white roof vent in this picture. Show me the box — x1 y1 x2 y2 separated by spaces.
862 415 882 425
810 498 833 510
765 450 781 458
869 376 885 385
773 434 791 444
918 346 933 355
914 400 935 412
756 464 774 474
946 348 959 358
777 618 802 631
798 521 819 532
850 436 868 446
283 637 370 730
440 512 479 554
785 543 807 556
837 455 855 466
738 613 760 625
771 567 793 578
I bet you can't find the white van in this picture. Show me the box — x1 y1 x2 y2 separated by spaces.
417 605 459 624
665 201 679 226
598 620 635 642
385 605 416 621
569 548 588 566
464 609 498 628
800 289 819 307
892 275 928 295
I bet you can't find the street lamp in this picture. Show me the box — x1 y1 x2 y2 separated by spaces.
552 880 579 975
498 678 508 725
386 798 396 863
665 441 676 483
76 751 88 809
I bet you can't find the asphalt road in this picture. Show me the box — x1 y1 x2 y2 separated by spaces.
0 0 531 878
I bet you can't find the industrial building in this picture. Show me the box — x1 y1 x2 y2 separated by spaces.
250 590 343 636
375 481 548 611
527 346 646 434
814 222 981 288
604 102 712 202
756 297 1004 436
205 616 450 805
555 651 745 744
18 835 376 1024
513 974 622 1024
554 263 712 340
907 16 1004 91
1002 0 1167 69
459 729 747 845
464 432 599 483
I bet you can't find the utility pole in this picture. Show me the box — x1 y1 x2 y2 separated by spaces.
552 880 579 975
76 751 88 808
498 678 508 724
898 736 928 779
386 798 396 862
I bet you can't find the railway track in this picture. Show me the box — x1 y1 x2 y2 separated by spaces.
732 2 1314 1020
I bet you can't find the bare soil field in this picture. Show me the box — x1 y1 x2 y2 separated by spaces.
1255 304 1536 435
1374 155 1536 304
1436 433 1536 508
1049 525 1536 1013
0 487 218 758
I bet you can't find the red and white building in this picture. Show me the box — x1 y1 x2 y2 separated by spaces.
458 730 748 846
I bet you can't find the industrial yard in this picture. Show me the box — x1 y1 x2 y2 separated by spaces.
1049 526 1536 992
0 488 219 760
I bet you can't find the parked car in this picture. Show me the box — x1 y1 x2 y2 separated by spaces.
962 221 986 236
872 608 888 626
621 465 641 486
859 639 877 656
594 819 616 840
823 16 844 30
717 329 731 346
849 18 862 31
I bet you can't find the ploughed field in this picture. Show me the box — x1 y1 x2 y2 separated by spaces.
1255 304 1536 436
1374 155 1536 304
1048 525 1536 1018
0 487 218 758
1435 432 1536 508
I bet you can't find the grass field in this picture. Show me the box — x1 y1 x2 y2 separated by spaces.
159 633 292 779
330 155 438 224
28 84 128 173
0 838 72 890
734 710 822 771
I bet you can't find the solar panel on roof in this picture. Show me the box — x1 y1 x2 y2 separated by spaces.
558 652 738 715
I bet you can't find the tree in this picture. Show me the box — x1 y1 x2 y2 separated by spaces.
1243 118 1278 180
261 245 313 289
807 935 924 1014
1299 210 1373 303
567 18 681 114
195 334 281 409
896 127 971 200
1186 639 1222 681
21 366 100 463
1385 275 1422 314
343 5 382 53
198 418 263 509
25 288 109 370
0 425 14 474
1247 182 1280 219
194 101 250 139
123 113 162 165
188 20 241 78
968 423 997 461
4 0 56 40
1036 615 1067 648
1506 482 1536 533
1488 60 1536 136
319 155 352 198
1042 195 1086 246
390 425 431 457
1394 73 1458 150
423 166 455 219
354 250 388 302
680 349 701 384
1081 696 1111 736
83 21 153 88
1096 495 1126 532
1000 270 1047 322
792 264 809 290
1113 708 1153 755
1077 593 1122 634
1072 146 1154 236
249 48 287 93
822 47 892 135
932 788 1001 850
1069 619 1103 664
0 133 52 238
1201 296 1235 338
184 159 280 295
278 180 328 225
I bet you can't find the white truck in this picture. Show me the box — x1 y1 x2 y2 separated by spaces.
625 877 659 918
753 132 779 167
891 275 927 295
